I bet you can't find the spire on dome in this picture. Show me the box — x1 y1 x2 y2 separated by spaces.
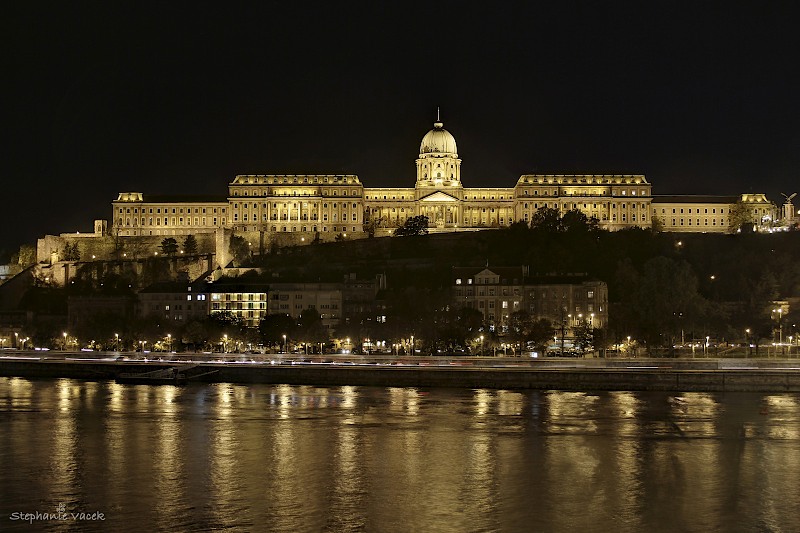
434 107 443 129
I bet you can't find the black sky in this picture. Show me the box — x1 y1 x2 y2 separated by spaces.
4 2 800 250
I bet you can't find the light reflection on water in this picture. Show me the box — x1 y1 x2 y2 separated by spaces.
1 379 799 532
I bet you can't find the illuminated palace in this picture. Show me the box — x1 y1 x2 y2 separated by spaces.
112 116 777 240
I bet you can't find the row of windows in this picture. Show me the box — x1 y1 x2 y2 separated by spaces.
234 213 360 222
119 217 223 227
231 188 360 197
521 188 648 197
234 202 360 210
521 202 648 210
656 207 727 215
121 207 226 215
210 294 267 301
667 218 727 227
233 225 358 233
211 302 268 310
455 289 598 299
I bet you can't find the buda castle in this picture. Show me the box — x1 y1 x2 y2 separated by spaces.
109 115 777 244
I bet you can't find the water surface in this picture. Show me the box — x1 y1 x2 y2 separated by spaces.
1 378 798 532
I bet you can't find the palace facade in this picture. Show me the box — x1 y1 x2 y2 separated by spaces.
111 116 778 241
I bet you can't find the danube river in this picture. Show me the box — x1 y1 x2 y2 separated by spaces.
1 378 799 532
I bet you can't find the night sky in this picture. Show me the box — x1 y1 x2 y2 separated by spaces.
5 2 800 250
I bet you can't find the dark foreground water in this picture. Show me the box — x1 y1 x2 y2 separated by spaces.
1 378 799 532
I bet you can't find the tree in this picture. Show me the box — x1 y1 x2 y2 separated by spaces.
508 310 535 351
16 244 36 267
395 215 429 236
529 207 562 232
561 209 599 233
508 311 555 355
62 242 80 261
728 201 751 233
295 309 329 350
182 320 209 352
229 235 250 265
160 237 179 257
632 256 709 353
258 314 297 349
183 234 198 255
573 320 594 355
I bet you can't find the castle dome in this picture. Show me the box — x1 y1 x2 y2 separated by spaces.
420 120 457 156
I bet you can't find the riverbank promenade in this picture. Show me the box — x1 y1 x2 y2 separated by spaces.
2 351 800 392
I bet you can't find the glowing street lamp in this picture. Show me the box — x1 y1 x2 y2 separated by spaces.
62 332 68 351
282 334 287 354
115 333 119 351
167 333 172 352
745 328 751 357
480 334 485 357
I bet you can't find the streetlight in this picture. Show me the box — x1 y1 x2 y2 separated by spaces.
410 335 414 355
745 328 751 357
115 333 119 351
774 308 784 354
62 332 67 351
223 334 228 353
480 334 484 357
167 333 172 352
14 332 18 349
282 334 287 354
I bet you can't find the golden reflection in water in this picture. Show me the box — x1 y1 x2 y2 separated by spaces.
459 431 496 526
275 383 293 419
609 392 644 529
209 384 239 526
104 383 127 518
740 394 800 530
496 390 524 417
340 385 357 410
266 384 311 533
153 385 184 525
671 392 720 436
48 379 78 506
540 392 605 531
327 420 367 531
381 388 423 506
763 395 800 439
474 388 492 417
387 386 420 416
5 377 33 412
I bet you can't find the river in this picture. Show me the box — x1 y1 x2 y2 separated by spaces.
1 377 798 532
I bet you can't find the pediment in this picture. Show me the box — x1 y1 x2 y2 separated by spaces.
419 191 459 202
